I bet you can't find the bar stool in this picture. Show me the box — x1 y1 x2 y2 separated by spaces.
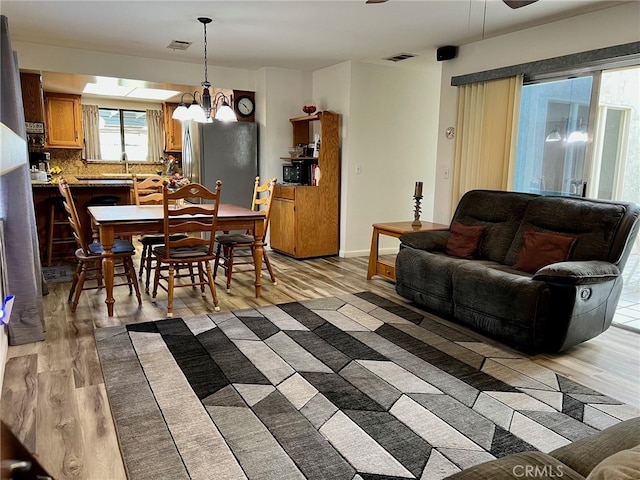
45 196 77 266
85 195 121 207
85 195 123 244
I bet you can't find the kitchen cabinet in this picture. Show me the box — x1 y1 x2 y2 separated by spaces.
44 92 83 149
270 111 340 258
162 102 182 152
20 72 45 122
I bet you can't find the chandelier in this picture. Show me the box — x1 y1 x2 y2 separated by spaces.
172 17 237 123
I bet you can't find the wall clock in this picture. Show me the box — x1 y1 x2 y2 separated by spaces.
445 127 455 139
233 90 256 122
236 96 255 117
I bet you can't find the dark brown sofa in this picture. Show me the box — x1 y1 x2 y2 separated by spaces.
445 416 640 480
395 190 640 353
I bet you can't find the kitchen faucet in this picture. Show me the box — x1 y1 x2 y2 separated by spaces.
122 152 129 174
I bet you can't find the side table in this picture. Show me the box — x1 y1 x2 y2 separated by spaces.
367 221 449 281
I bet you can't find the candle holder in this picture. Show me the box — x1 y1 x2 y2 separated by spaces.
412 195 423 226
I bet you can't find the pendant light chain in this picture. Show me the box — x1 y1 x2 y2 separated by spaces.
202 18 210 88
198 17 213 120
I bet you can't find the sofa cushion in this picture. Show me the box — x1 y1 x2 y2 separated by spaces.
452 262 548 329
445 221 487 259
550 416 640 478
586 444 640 480
444 451 585 480
513 230 577 273
452 190 535 264
505 196 627 266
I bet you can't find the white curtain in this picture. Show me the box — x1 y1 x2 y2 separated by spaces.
147 109 163 162
451 75 522 214
82 104 101 160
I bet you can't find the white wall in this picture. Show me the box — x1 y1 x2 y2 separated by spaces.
256 67 312 183
317 61 441 257
434 2 640 224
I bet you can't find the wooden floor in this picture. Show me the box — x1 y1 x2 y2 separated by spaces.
2 250 639 480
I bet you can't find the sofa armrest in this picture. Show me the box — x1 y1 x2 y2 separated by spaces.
533 260 620 285
399 230 449 251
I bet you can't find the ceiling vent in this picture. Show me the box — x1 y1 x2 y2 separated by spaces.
167 40 192 51
383 53 417 62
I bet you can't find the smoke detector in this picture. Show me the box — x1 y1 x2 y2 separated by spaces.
383 53 417 62
167 40 192 51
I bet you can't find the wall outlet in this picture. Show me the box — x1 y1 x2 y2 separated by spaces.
443 167 450 179
355 164 362 174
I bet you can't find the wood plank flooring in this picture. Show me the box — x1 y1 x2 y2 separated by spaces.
2 251 639 480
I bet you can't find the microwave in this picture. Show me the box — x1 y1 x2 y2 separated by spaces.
283 160 314 185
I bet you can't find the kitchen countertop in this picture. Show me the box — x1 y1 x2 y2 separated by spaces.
31 175 134 188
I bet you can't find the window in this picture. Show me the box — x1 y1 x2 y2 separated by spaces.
514 65 639 205
98 108 148 161
514 76 593 197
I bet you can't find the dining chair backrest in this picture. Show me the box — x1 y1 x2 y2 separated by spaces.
161 180 222 258
250 176 277 242
58 177 91 255
132 174 164 205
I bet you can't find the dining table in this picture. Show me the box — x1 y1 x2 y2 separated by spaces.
87 203 266 316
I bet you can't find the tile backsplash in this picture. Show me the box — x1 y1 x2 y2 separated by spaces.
45 148 181 176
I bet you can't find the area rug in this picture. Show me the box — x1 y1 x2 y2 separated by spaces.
95 292 639 480
42 264 75 283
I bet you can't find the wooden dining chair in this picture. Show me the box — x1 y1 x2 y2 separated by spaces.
58 178 141 312
151 180 223 317
132 173 187 293
213 176 277 293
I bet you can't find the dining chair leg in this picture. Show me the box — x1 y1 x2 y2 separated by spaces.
213 243 223 279
152 257 161 299
205 261 220 311
138 244 147 279
144 253 154 294
126 257 142 305
68 261 82 302
198 262 206 295
188 264 197 288
71 262 89 312
167 264 176 318
263 249 277 285
225 245 235 293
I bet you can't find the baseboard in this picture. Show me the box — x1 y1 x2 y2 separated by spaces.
340 247 398 258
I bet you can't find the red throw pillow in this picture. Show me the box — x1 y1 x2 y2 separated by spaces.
513 230 577 273
445 221 487 259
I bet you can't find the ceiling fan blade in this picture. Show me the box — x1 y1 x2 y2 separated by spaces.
366 0 388 4
503 0 539 8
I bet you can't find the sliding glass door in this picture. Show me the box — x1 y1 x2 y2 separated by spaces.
514 76 593 197
514 66 639 205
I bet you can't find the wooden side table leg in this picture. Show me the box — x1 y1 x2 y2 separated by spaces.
367 227 379 279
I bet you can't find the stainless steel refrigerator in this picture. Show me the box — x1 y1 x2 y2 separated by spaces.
182 120 258 207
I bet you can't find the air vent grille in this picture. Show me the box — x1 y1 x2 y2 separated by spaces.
167 40 192 51
383 53 417 62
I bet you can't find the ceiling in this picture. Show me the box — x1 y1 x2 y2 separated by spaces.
2 0 628 101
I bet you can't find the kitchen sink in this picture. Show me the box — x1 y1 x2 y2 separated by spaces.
101 173 156 178
73 173 156 180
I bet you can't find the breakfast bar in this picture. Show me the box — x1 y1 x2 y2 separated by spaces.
31 176 134 264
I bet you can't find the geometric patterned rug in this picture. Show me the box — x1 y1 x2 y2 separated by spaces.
94 292 639 480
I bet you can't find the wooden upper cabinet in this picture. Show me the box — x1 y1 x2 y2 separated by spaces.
162 103 182 152
20 72 45 122
44 92 83 149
